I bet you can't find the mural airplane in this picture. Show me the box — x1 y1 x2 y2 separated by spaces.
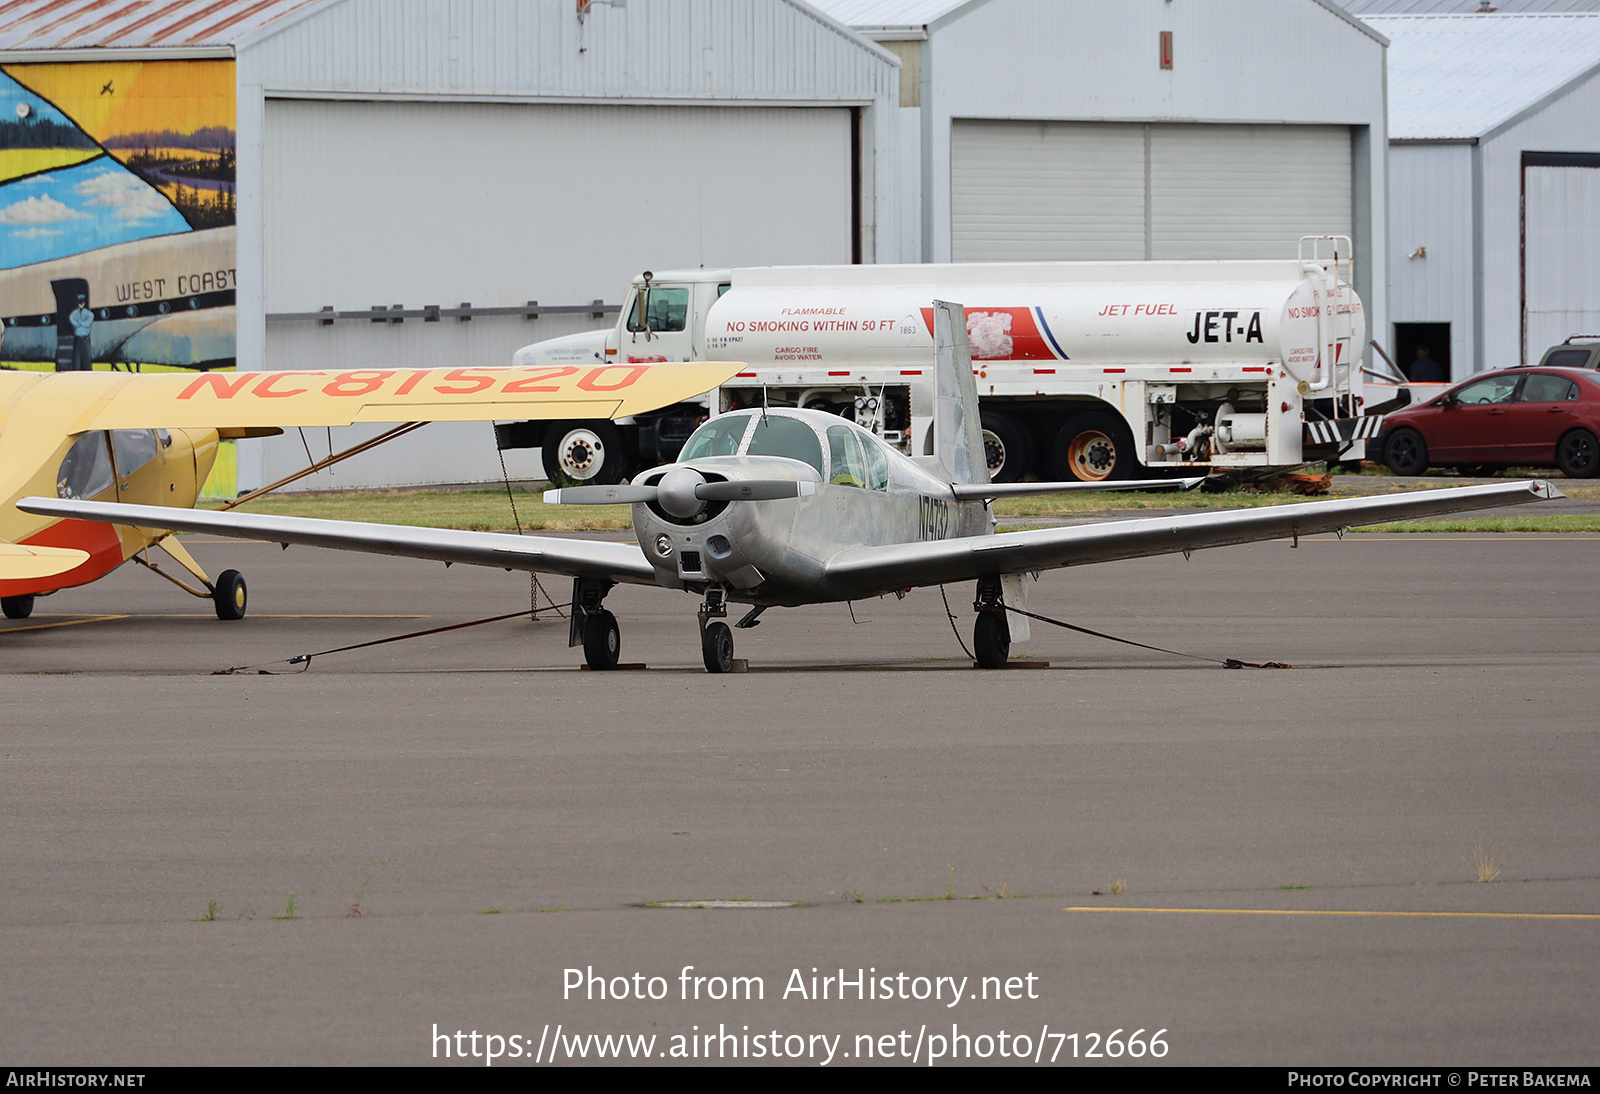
0 361 741 620
22 304 1564 671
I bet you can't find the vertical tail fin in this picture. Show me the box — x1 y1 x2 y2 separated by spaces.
931 300 990 486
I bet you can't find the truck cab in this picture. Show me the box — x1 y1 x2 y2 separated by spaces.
504 270 732 483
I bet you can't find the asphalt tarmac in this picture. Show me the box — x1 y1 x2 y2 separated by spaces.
2 531 1597 1066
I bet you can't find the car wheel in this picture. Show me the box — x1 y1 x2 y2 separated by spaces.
1383 428 1429 476
1052 412 1138 483
979 410 1033 484
542 420 625 486
1556 429 1600 478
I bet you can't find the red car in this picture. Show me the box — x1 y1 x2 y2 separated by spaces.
1377 366 1600 478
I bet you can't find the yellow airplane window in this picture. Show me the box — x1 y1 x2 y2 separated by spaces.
56 432 115 500
827 424 866 488
111 429 161 479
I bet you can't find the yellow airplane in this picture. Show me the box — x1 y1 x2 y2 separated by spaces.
0 362 738 621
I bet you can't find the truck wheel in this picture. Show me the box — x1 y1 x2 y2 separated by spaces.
2 595 35 620
980 410 1033 484
543 421 624 486
1052 412 1137 483
1383 428 1429 476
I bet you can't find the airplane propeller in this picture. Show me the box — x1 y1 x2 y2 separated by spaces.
544 467 817 516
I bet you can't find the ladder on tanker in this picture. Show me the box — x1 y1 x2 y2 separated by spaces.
1299 235 1367 450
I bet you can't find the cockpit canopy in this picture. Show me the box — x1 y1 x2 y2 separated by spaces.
678 410 888 490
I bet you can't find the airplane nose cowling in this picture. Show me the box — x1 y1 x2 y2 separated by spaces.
656 466 707 519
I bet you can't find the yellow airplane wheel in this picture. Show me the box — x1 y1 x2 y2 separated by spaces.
212 569 247 621
2 595 35 620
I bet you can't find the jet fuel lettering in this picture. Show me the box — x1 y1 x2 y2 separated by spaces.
1186 311 1263 345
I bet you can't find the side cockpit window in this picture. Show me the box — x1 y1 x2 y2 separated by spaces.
111 429 160 479
57 432 115 500
826 425 867 488
861 431 889 491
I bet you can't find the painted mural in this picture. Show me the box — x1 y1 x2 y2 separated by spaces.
0 60 236 372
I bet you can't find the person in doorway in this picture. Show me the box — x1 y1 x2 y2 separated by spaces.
1409 344 1447 383
67 294 94 372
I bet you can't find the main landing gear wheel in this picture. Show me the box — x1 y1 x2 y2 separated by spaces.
543 420 625 486
2 595 35 620
1052 411 1137 482
701 621 735 674
583 609 621 670
973 611 1011 669
211 570 247 621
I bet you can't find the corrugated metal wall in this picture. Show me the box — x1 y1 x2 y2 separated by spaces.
240 0 894 104
231 0 899 490
1479 73 1600 367
1388 142 1474 373
918 0 1389 345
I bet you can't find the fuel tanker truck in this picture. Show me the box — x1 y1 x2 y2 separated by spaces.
501 238 1384 484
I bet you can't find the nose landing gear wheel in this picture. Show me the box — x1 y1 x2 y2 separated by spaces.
583 609 621 670
2 594 35 620
212 569 247 621
973 610 1011 669
701 620 735 674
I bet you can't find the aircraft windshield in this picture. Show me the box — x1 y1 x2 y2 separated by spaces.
746 414 825 477
680 413 753 460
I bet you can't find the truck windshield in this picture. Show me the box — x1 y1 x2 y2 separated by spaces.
626 287 690 333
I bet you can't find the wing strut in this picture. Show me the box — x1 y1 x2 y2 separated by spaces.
217 421 427 511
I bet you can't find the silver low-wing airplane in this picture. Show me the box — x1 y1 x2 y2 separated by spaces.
21 303 1563 673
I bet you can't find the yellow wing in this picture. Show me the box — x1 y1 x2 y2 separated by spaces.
26 362 742 432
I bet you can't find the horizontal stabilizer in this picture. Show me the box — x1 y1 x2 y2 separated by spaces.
0 540 90 581
952 477 1205 501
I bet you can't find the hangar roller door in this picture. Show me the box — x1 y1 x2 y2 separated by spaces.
951 120 1352 262
1523 157 1600 363
264 99 854 320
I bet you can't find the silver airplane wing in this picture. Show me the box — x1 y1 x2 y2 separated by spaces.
16 498 658 585
824 481 1564 594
